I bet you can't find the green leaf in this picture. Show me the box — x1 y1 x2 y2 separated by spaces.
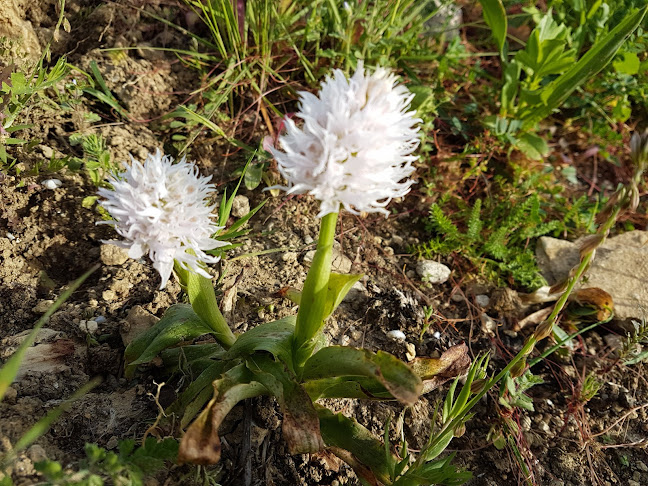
178 365 267 465
125 438 179 475
124 304 213 377
246 355 324 454
304 375 398 401
395 453 472 486
479 0 508 60
318 406 394 485
225 316 296 370
244 162 264 190
186 272 236 347
515 132 549 160
613 51 640 75
323 273 363 318
521 6 648 129
302 346 422 405
166 361 227 426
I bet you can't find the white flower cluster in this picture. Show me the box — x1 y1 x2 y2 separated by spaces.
271 63 421 217
98 150 227 289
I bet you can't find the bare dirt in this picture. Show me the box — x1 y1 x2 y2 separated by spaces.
1 1 647 486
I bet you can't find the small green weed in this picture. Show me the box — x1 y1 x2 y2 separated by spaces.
418 192 561 290
68 133 118 187
34 438 178 486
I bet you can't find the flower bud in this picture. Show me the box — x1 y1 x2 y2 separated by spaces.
509 358 527 378
454 423 466 438
533 320 554 341
470 378 487 394
630 129 648 169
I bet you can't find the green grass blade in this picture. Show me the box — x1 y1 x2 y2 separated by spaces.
521 6 647 129
0 264 99 401
12 377 101 454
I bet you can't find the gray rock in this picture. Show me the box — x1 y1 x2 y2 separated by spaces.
416 260 451 284
100 244 129 266
120 305 159 346
475 294 490 307
303 248 353 273
536 231 648 321
32 299 54 314
231 195 250 218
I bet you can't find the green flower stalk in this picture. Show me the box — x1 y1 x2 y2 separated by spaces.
98 150 235 348
269 64 422 368
293 211 338 368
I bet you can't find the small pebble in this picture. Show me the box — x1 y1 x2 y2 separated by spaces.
6 232 14 240
32 300 55 314
387 330 406 342
416 260 451 284
432 331 441 339
405 342 416 361
475 294 490 307
480 313 496 336
450 293 464 303
100 244 129 266
231 195 250 218
42 179 62 189
304 235 314 245
102 289 117 302
94 315 106 324
27 445 48 463
79 320 98 334
282 252 298 263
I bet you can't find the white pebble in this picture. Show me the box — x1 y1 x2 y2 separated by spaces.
387 330 406 342
416 260 451 284
43 179 62 190
6 232 15 240
432 331 441 339
94 316 106 324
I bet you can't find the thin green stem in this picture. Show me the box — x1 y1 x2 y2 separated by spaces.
293 211 339 370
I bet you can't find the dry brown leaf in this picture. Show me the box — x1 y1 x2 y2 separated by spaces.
410 343 471 394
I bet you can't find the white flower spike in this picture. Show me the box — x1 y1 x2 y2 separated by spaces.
271 63 421 217
98 150 227 289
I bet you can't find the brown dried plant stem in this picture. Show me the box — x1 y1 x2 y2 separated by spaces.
425 200 625 460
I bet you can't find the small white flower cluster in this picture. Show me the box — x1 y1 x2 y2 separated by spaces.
98 150 227 289
271 63 421 217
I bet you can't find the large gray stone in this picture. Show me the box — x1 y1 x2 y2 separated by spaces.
536 231 648 321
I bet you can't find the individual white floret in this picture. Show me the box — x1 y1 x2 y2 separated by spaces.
271 63 421 217
97 150 227 289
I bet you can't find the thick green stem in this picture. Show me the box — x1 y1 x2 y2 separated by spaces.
293 211 339 369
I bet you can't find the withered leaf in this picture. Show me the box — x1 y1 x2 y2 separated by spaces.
410 343 471 394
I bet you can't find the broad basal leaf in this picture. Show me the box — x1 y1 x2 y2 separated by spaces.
124 304 213 377
247 355 324 454
302 346 422 405
318 406 395 485
178 364 268 465
225 316 296 371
